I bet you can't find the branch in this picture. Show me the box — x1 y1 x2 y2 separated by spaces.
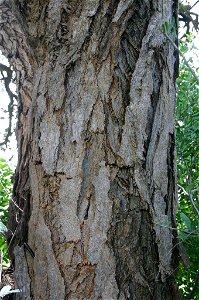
188 192 199 219
191 187 199 193
191 0 199 10
178 184 199 218
178 184 189 196
162 32 199 83
0 63 17 147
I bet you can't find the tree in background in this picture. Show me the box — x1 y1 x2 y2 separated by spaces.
0 1 180 299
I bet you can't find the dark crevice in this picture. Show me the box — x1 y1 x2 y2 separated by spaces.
108 166 160 299
77 148 93 217
143 52 163 163
115 2 153 144
84 196 91 221
164 195 169 215
42 211 66 300
167 133 179 274
81 1 108 56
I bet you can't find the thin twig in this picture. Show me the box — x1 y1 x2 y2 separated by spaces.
10 198 23 213
154 221 199 235
191 0 199 10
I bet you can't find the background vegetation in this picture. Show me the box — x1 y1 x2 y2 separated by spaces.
176 37 199 299
0 158 12 265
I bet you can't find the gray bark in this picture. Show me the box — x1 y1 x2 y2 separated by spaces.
0 0 181 299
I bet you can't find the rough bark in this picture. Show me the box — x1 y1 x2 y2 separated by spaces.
0 0 181 299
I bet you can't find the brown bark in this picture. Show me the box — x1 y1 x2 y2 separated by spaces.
0 0 180 299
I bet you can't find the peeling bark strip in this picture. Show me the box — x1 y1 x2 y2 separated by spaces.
0 0 181 299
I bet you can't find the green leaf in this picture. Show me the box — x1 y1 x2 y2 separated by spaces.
180 213 192 230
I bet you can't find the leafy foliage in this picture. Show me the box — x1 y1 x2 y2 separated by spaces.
176 37 199 299
0 158 13 265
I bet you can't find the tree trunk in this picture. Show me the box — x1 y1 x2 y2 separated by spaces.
0 0 181 299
